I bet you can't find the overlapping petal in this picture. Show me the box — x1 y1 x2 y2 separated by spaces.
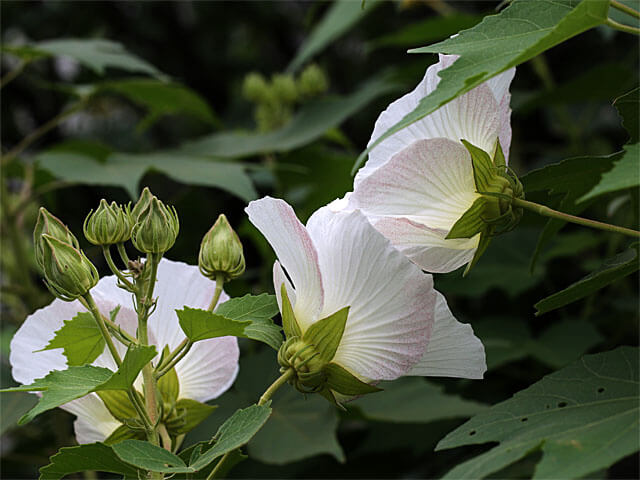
9 258 239 443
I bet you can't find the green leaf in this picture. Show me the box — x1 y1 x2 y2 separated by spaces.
103 424 144 446
521 152 619 271
97 390 138 423
39 312 105 367
157 363 179 406
324 362 381 396
280 284 302 339
287 0 381 73
614 86 639 143
181 74 399 159
535 244 639 315
16 38 164 78
0 392 38 435
302 307 349 362
112 440 190 474
97 344 157 390
177 306 282 350
215 293 280 322
446 198 486 239
37 148 257 202
578 143 640 202
167 398 217 436
39 443 142 480
99 79 217 129
354 377 486 423
436 347 639 480
353 0 610 173
189 404 272 471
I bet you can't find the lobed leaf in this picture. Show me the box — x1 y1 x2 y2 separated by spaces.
578 143 640 202
39 312 105 367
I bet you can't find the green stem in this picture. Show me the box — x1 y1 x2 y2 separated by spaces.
610 0 640 19
512 198 640 238
206 369 294 480
102 246 135 290
605 17 640 34
158 423 173 451
78 296 137 345
116 242 130 266
207 272 225 312
127 389 154 434
83 293 122 367
0 59 28 89
1 101 86 166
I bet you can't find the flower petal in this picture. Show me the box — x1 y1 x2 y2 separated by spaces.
374 217 478 273
61 394 120 444
273 260 296 313
175 336 239 402
351 138 480 232
306 207 436 380
408 291 486 379
246 197 324 329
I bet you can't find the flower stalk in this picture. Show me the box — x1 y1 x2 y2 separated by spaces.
102 246 135 291
83 293 122 368
610 0 640 19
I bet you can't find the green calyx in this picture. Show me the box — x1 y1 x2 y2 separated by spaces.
198 214 245 282
40 235 98 301
33 208 79 269
277 284 381 403
83 199 132 246
446 140 525 275
131 195 179 254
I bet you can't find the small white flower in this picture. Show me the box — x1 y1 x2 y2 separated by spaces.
10 258 239 444
245 197 485 398
348 54 515 273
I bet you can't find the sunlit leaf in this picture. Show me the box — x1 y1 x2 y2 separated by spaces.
39 312 105 367
437 347 639 479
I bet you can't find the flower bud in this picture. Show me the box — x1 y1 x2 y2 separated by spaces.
277 337 327 393
198 214 245 282
33 208 79 269
242 72 269 103
298 64 328 98
131 197 179 254
130 187 154 223
83 199 132 245
40 235 99 301
271 73 298 104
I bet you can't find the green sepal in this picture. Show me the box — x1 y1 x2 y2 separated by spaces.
157 350 179 408
317 387 346 411
324 362 382 396
463 229 493 277
103 424 145 446
280 284 301 339
97 390 138 423
462 139 495 192
165 398 217 436
493 139 506 170
446 198 487 240
302 307 349 362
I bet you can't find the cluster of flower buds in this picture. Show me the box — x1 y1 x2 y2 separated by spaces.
33 208 98 301
198 214 245 282
242 64 329 132
129 188 179 254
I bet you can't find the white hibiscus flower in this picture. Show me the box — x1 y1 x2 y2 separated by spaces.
10 258 239 444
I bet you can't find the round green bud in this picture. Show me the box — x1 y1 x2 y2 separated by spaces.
242 72 269 103
131 197 179 254
271 73 298 104
83 199 132 246
40 235 99 301
198 214 245 282
277 337 327 393
130 187 154 224
33 208 80 269
298 64 328 98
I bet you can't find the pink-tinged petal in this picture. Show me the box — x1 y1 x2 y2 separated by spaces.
408 291 486 379
497 92 513 162
306 207 436 380
246 197 324 328
374 217 478 273
487 67 516 108
175 336 239 403
273 260 296 313
148 258 228 352
61 394 120 444
352 138 480 232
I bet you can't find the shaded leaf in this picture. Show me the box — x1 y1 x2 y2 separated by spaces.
437 347 640 480
535 244 639 315
287 0 381 72
614 86 639 143
39 312 105 367
112 440 189 474
579 143 640 202
355 0 609 172
353 377 486 423
39 443 141 480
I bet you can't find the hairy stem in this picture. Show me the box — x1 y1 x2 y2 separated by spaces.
102 246 135 290
512 198 640 238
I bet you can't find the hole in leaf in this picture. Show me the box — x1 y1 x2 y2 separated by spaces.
597 387 605 393
558 402 567 408
469 430 476 436
521 417 528 422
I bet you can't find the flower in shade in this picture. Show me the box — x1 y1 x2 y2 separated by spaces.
245 197 485 403
346 54 515 273
10 258 239 444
